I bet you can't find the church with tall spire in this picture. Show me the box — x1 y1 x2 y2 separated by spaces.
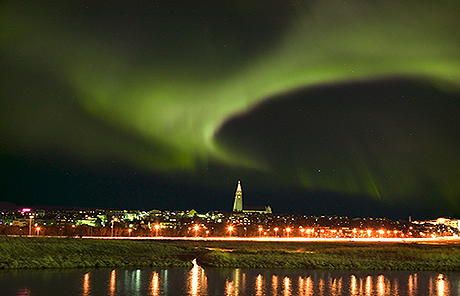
233 180 243 212
232 180 272 214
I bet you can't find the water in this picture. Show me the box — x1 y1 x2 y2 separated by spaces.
1 264 459 296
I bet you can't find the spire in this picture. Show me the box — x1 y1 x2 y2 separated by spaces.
233 180 243 212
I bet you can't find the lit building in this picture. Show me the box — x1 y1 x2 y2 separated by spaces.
243 206 272 215
436 217 460 230
232 180 272 214
233 181 243 212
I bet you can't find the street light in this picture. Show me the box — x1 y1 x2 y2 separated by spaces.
258 226 263 237
128 228 132 237
274 227 279 237
155 224 160 237
193 225 199 237
285 227 291 238
36 226 40 236
228 225 234 237
300 228 305 237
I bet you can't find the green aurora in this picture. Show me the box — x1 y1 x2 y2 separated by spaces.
1 0 460 216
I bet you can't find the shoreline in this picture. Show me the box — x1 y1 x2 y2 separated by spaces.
1 236 460 271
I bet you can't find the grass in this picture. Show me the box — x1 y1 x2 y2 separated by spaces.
0 237 201 269
1 237 460 271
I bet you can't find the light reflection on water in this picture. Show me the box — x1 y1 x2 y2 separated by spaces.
109 270 116 296
82 272 90 296
188 259 208 296
2 265 460 295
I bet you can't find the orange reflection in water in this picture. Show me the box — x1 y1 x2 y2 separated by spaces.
392 278 399 296
329 277 342 296
408 273 417 296
82 273 90 296
109 270 116 296
318 278 324 296
365 275 372 296
437 274 449 296
255 274 264 296
272 275 278 296
72 265 460 296
209 272 455 296
225 269 242 296
298 276 313 296
283 276 291 296
225 279 235 296
187 259 208 296
377 275 385 296
350 275 358 296
150 271 160 296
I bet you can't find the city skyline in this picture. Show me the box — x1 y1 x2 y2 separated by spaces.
1 0 460 220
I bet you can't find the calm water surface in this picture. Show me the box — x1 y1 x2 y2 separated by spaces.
1 263 459 296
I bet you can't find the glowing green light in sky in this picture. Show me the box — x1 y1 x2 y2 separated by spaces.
1 0 460 203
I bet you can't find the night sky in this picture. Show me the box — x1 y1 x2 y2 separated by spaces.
1 0 460 219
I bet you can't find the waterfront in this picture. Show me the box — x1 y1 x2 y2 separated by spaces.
3 236 460 271
1 264 459 296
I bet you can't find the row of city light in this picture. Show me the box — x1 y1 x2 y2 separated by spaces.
172 224 437 238
23 213 438 238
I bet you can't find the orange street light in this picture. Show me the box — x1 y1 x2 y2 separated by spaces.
155 224 160 237
274 227 279 237
193 225 200 237
286 227 291 238
258 226 263 237
36 226 40 236
128 228 132 237
228 225 234 236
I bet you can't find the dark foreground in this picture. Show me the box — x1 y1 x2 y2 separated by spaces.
1 237 460 271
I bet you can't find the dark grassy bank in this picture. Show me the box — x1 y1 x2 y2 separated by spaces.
190 240 460 271
2 237 460 271
0 237 201 269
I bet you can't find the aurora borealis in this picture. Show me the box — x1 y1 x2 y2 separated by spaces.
1 0 460 218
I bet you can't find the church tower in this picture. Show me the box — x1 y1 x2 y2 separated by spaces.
233 180 243 212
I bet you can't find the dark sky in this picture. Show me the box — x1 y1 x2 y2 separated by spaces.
1 0 460 220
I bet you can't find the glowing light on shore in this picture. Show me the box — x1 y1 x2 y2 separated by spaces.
193 225 199 237
227 225 234 237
